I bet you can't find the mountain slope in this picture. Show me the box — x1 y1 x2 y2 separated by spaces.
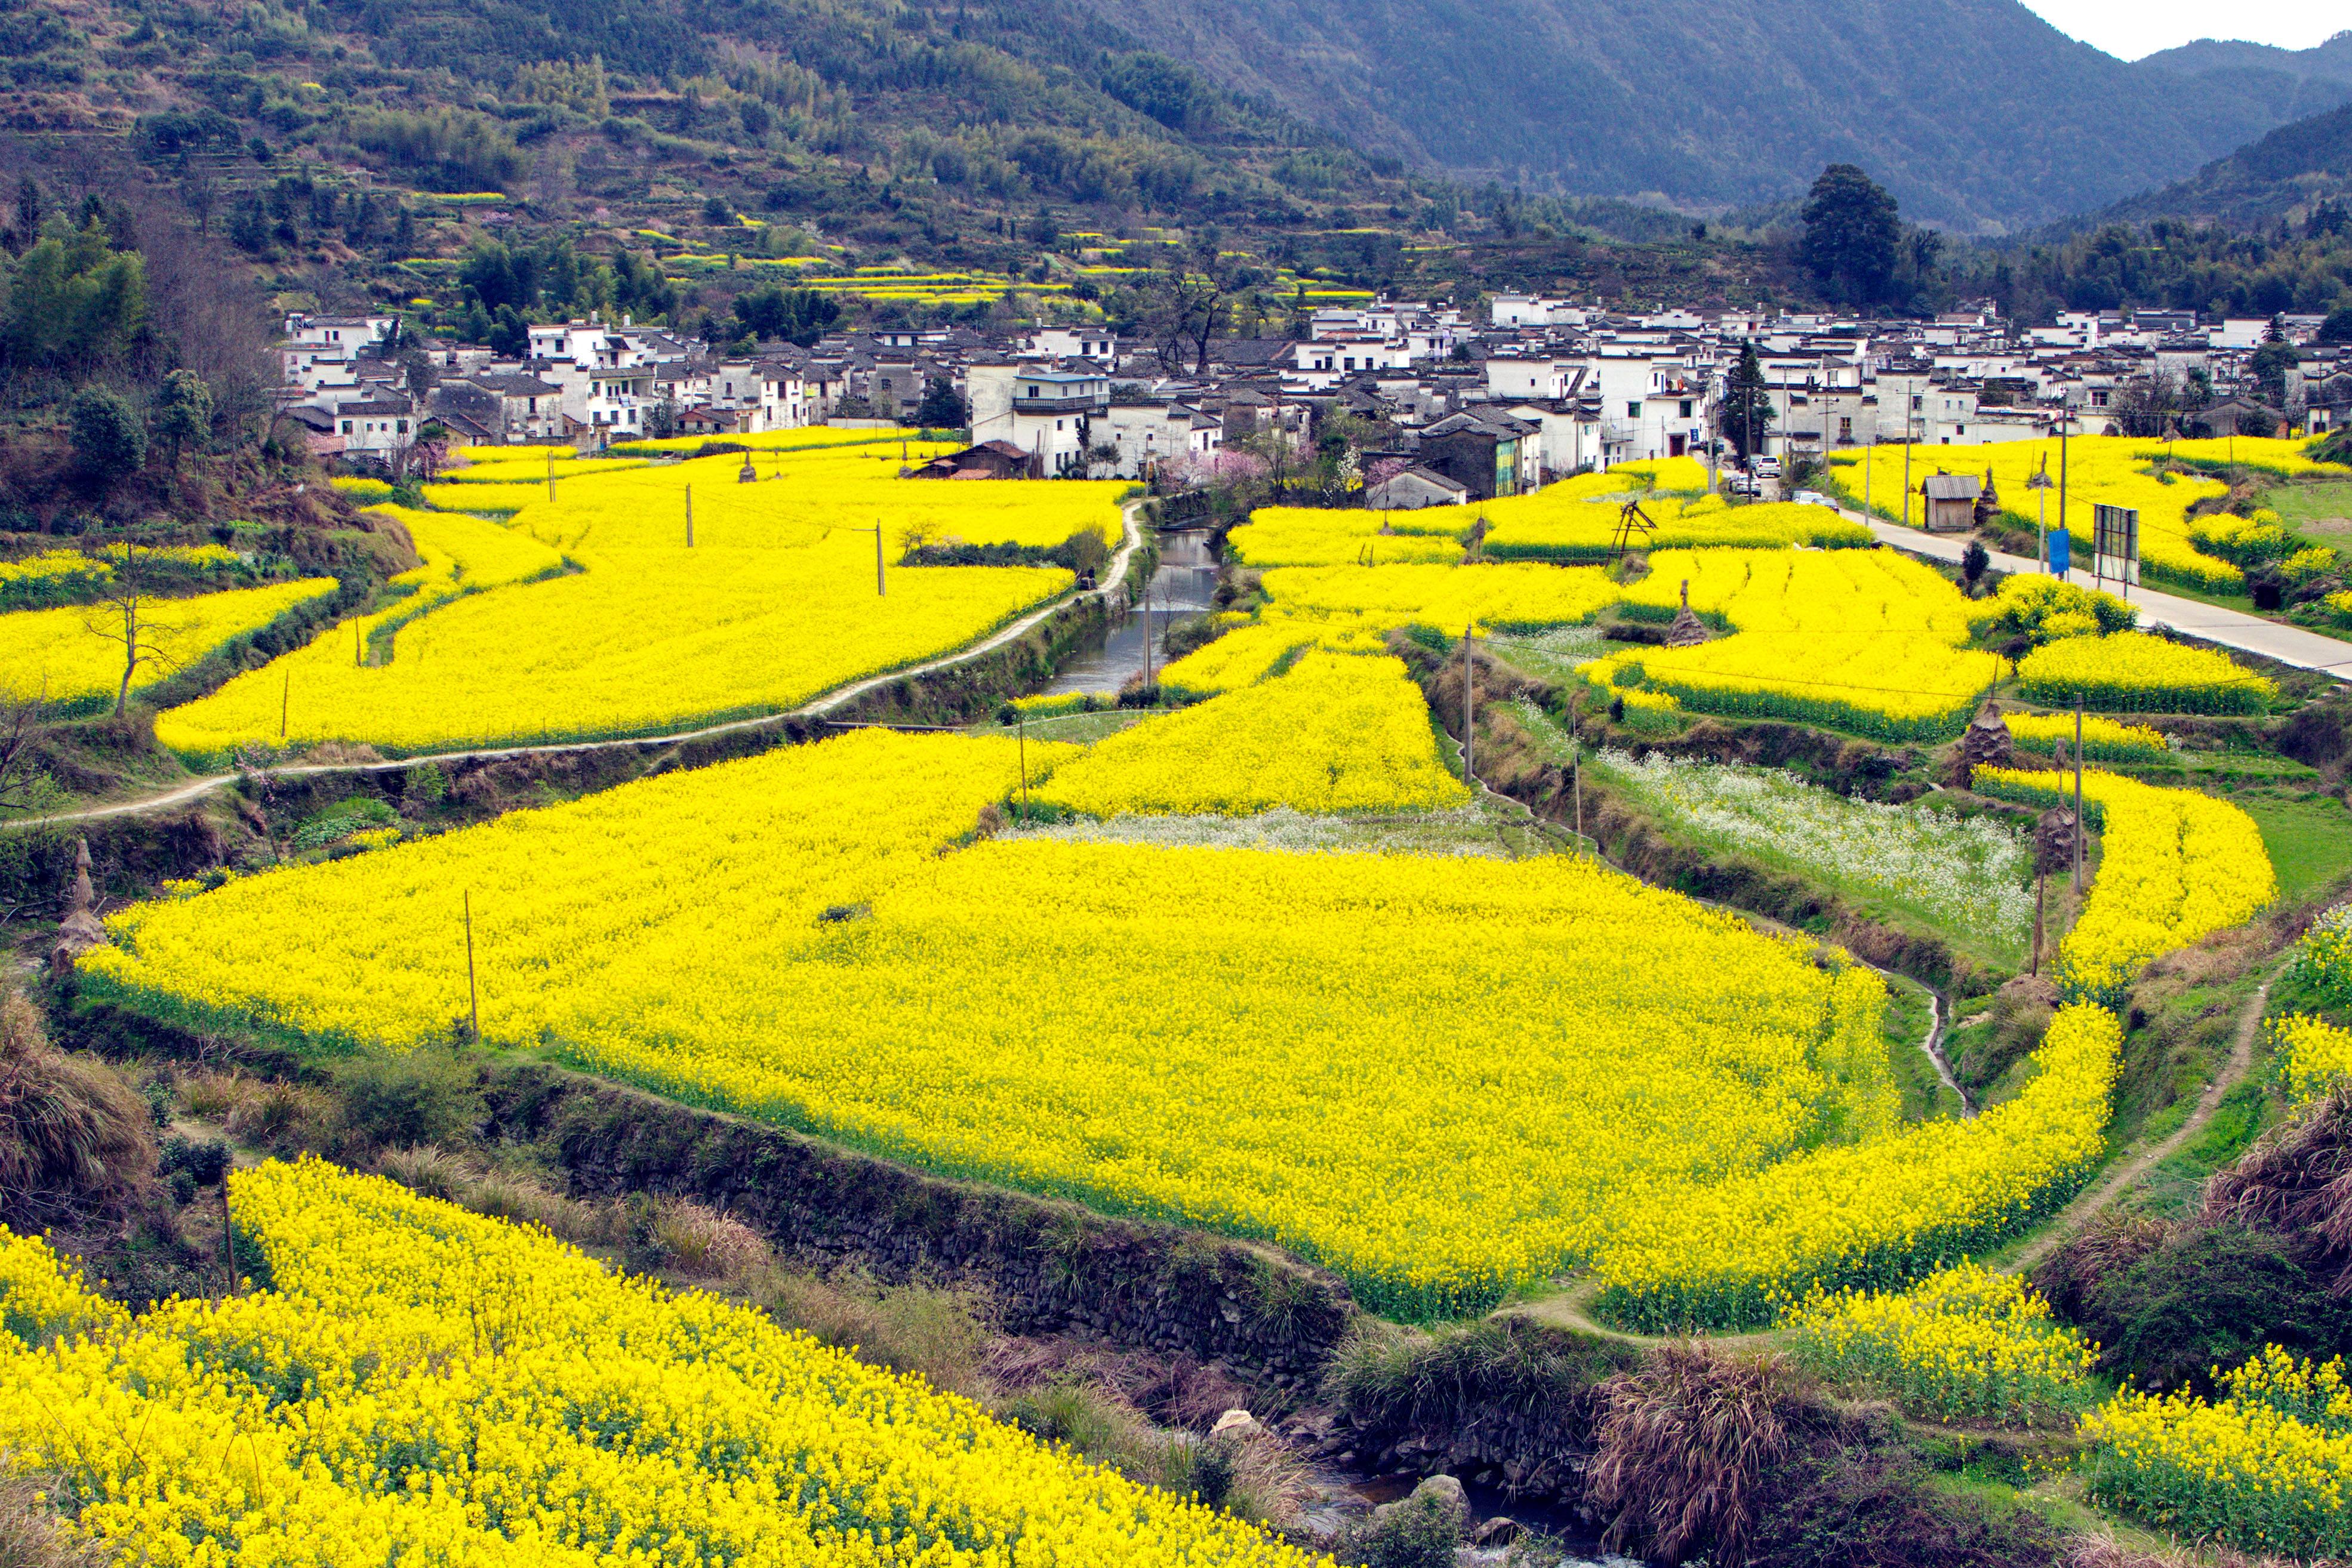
1061 0 2351 231
2099 99 2352 230
2133 32 2352 88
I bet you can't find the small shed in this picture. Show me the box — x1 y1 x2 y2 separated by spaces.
1366 464 1469 510
912 440 1041 480
1921 472 1982 533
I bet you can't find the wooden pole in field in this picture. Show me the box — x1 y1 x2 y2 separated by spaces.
547 449 555 501
2072 696 2085 895
2033 864 2046 975
355 618 363 667
221 1178 236 1294
464 890 481 1046
875 519 886 596
279 671 290 740
1018 713 1029 817
1462 622 1474 785
686 483 694 548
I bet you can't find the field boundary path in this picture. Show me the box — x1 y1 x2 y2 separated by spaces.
5 503 1150 833
1837 502 2352 680
2006 975 2271 1274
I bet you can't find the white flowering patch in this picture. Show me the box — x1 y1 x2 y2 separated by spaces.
1005 805 1507 858
1589 748 2033 948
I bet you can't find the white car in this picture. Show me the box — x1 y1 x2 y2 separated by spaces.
1754 457 1783 479
1791 491 1834 508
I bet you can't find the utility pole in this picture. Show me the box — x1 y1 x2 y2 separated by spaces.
547 449 556 502
2072 696 2085 895
1461 622 1474 785
685 483 694 548
2033 862 2046 976
875 519 886 596
1896 380 1914 523
279 671 290 740
1017 712 1029 817
1141 589 1155 698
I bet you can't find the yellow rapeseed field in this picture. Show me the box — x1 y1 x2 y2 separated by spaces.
2003 711 2168 761
1035 651 1469 816
1972 766 2276 1003
155 450 1117 760
1580 549 2004 741
2273 1013 2352 1105
0 577 340 715
2081 1345 2352 1557
2015 631 2276 715
1831 436 2348 592
1787 1262 2098 1424
0 1160 1315 1566
87 729 1902 1319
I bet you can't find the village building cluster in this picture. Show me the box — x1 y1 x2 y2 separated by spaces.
273 294 2352 499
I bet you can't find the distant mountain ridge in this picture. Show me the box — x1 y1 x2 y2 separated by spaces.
2097 98 2352 230
1062 0 2352 231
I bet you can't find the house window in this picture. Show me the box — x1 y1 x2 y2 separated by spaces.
1680 400 1693 418
1627 402 1642 418
1956 424 1967 435
1839 418 1853 440
396 420 409 435
340 420 353 435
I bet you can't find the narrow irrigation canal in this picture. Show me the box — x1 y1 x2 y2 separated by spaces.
1041 529 1220 697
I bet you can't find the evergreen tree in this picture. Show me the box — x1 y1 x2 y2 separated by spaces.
914 374 968 430
1717 340 1774 464
2251 315 2298 411
151 369 213 469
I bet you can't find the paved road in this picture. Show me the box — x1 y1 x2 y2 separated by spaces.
7 504 1151 833
1841 504 2352 681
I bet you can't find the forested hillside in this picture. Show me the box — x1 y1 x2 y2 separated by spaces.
1063 0 2350 232
2098 100 2352 232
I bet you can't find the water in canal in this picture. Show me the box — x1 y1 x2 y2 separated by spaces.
1042 529 1220 697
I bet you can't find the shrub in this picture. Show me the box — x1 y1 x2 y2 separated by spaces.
1336 1481 1464 1568
2291 904 2352 1008
2040 1219 2352 1394
291 795 399 852
331 1046 484 1150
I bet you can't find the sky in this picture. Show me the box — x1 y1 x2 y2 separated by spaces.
2015 1 2342 61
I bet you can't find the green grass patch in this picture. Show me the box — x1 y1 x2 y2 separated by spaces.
2238 791 2352 903
1884 975 1963 1125
2258 479 2352 541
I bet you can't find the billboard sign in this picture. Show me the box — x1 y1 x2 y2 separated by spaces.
2092 504 2139 588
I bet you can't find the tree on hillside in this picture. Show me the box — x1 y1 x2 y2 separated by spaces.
150 368 213 469
1 217 149 373
1799 165 1901 309
2252 315 2298 412
1717 340 1774 463
68 387 146 483
2320 304 2352 345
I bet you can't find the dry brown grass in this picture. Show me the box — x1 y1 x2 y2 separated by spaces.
0 1471 109 1567
2203 1088 2352 1293
1588 1342 1791 1567
2067 1528 2331 1568
762 1268 990 1396
651 1200 771 1281
0 985 155 1230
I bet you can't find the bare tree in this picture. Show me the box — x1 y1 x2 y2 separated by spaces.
0 689 45 817
81 546 183 716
